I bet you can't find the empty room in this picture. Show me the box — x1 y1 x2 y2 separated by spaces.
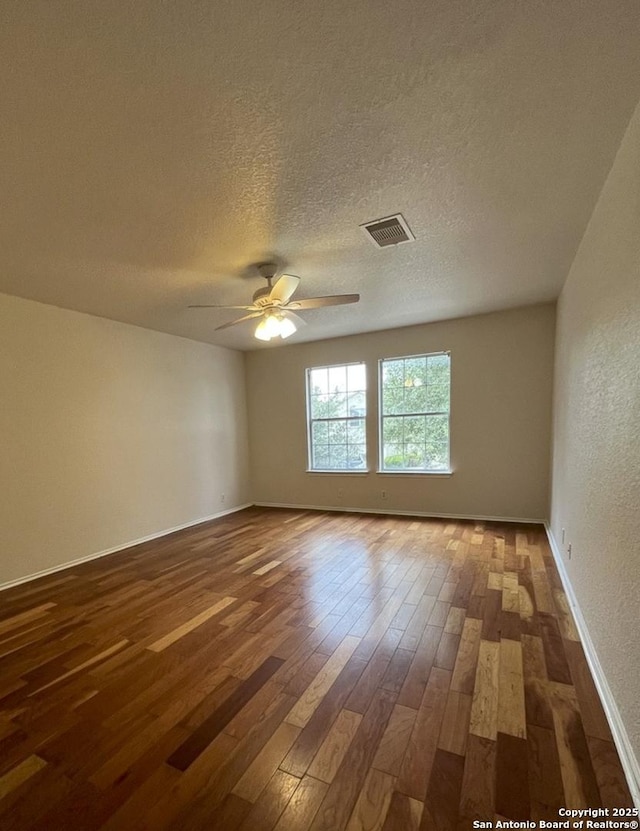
1 2 639 829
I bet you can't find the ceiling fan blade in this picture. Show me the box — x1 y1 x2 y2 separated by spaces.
288 294 360 310
189 304 256 310
269 274 300 304
215 311 264 331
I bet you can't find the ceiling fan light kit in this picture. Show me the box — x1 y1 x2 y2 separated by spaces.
188 262 360 343
254 311 297 341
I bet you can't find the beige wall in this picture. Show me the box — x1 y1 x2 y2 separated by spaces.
246 304 555 520
550 102 640 767
0 292 250 586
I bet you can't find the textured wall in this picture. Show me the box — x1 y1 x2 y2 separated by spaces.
246 304 555 520
0 293 250 586
550 102 640 762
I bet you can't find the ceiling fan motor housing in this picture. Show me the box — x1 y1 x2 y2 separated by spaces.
252 286 275 306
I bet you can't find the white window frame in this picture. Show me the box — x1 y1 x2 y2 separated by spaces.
378 351 451 474
306 361 368 473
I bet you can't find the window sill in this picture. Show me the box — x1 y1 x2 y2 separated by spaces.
377 469 453 476
306 469 370 475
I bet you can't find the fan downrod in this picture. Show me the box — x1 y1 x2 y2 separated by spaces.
253 262 278 304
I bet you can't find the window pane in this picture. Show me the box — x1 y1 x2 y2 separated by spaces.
382 359 403 385
313 393 346 418
347 391 366 417
426 383 449 412
425 443 449 470
404 386 426 414
347 363 366 392
347 418 365 445
347 444 366 469
425 414 448 444
312 421 328 444
382 443 403 468
427 354 450 383
313 445 329 469
382 416 403 445
309 367 328 395
328 365 347 393
329 445 347 468
328 420 347 444
405 357 427 387
382 385 405 415
311 394 330 419
404 415 426 443
402 444 425 468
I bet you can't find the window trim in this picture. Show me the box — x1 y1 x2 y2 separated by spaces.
305 360 368 473
377 350 451 474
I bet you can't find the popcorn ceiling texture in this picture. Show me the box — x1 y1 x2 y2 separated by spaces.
0 1 639 349
551 101 640 764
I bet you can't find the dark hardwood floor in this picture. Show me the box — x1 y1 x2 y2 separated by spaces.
0 507 633 829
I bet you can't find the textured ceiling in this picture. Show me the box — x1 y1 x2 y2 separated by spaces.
1 1 639 351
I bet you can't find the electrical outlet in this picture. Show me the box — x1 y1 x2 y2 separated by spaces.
567 543 572 559
220 494 225 504
561 528 565 544
381 490 387 499
337 488 344 499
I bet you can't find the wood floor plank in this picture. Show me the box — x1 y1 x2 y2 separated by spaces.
497 638 526 739
396 667 451 801
495 732 530 820
372 703 417 777
549 683 602 809
280 656 367 778
307 709 362 784
522 633 553 730
254 561 282 576
450 617 482 695
527 723 565 811
0 755 47 800
286 636 361 728
419 748 464 831
459 734 496 822
587 737 634 808
564 640 613 741
481 589 502 642
233 721 301 802
381 792 423 831
167 655 285 771
443 607 465 635
237 768 301 831
469 640 500 741
553 590 580 642
397 625 443 709
147 596 237 652
438 690 472 756
345 767 396 831
273 775 328 831
309 688 396 831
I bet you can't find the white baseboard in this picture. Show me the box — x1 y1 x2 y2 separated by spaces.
254 501 545 524
0 503 253 593
545 523 640 808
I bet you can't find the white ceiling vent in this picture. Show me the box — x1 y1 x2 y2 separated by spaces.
360 213 415 248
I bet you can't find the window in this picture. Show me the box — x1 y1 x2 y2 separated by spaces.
307 362 367 471
379 352 450 472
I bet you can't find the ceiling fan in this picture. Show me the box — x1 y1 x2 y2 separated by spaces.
189 263 360 341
